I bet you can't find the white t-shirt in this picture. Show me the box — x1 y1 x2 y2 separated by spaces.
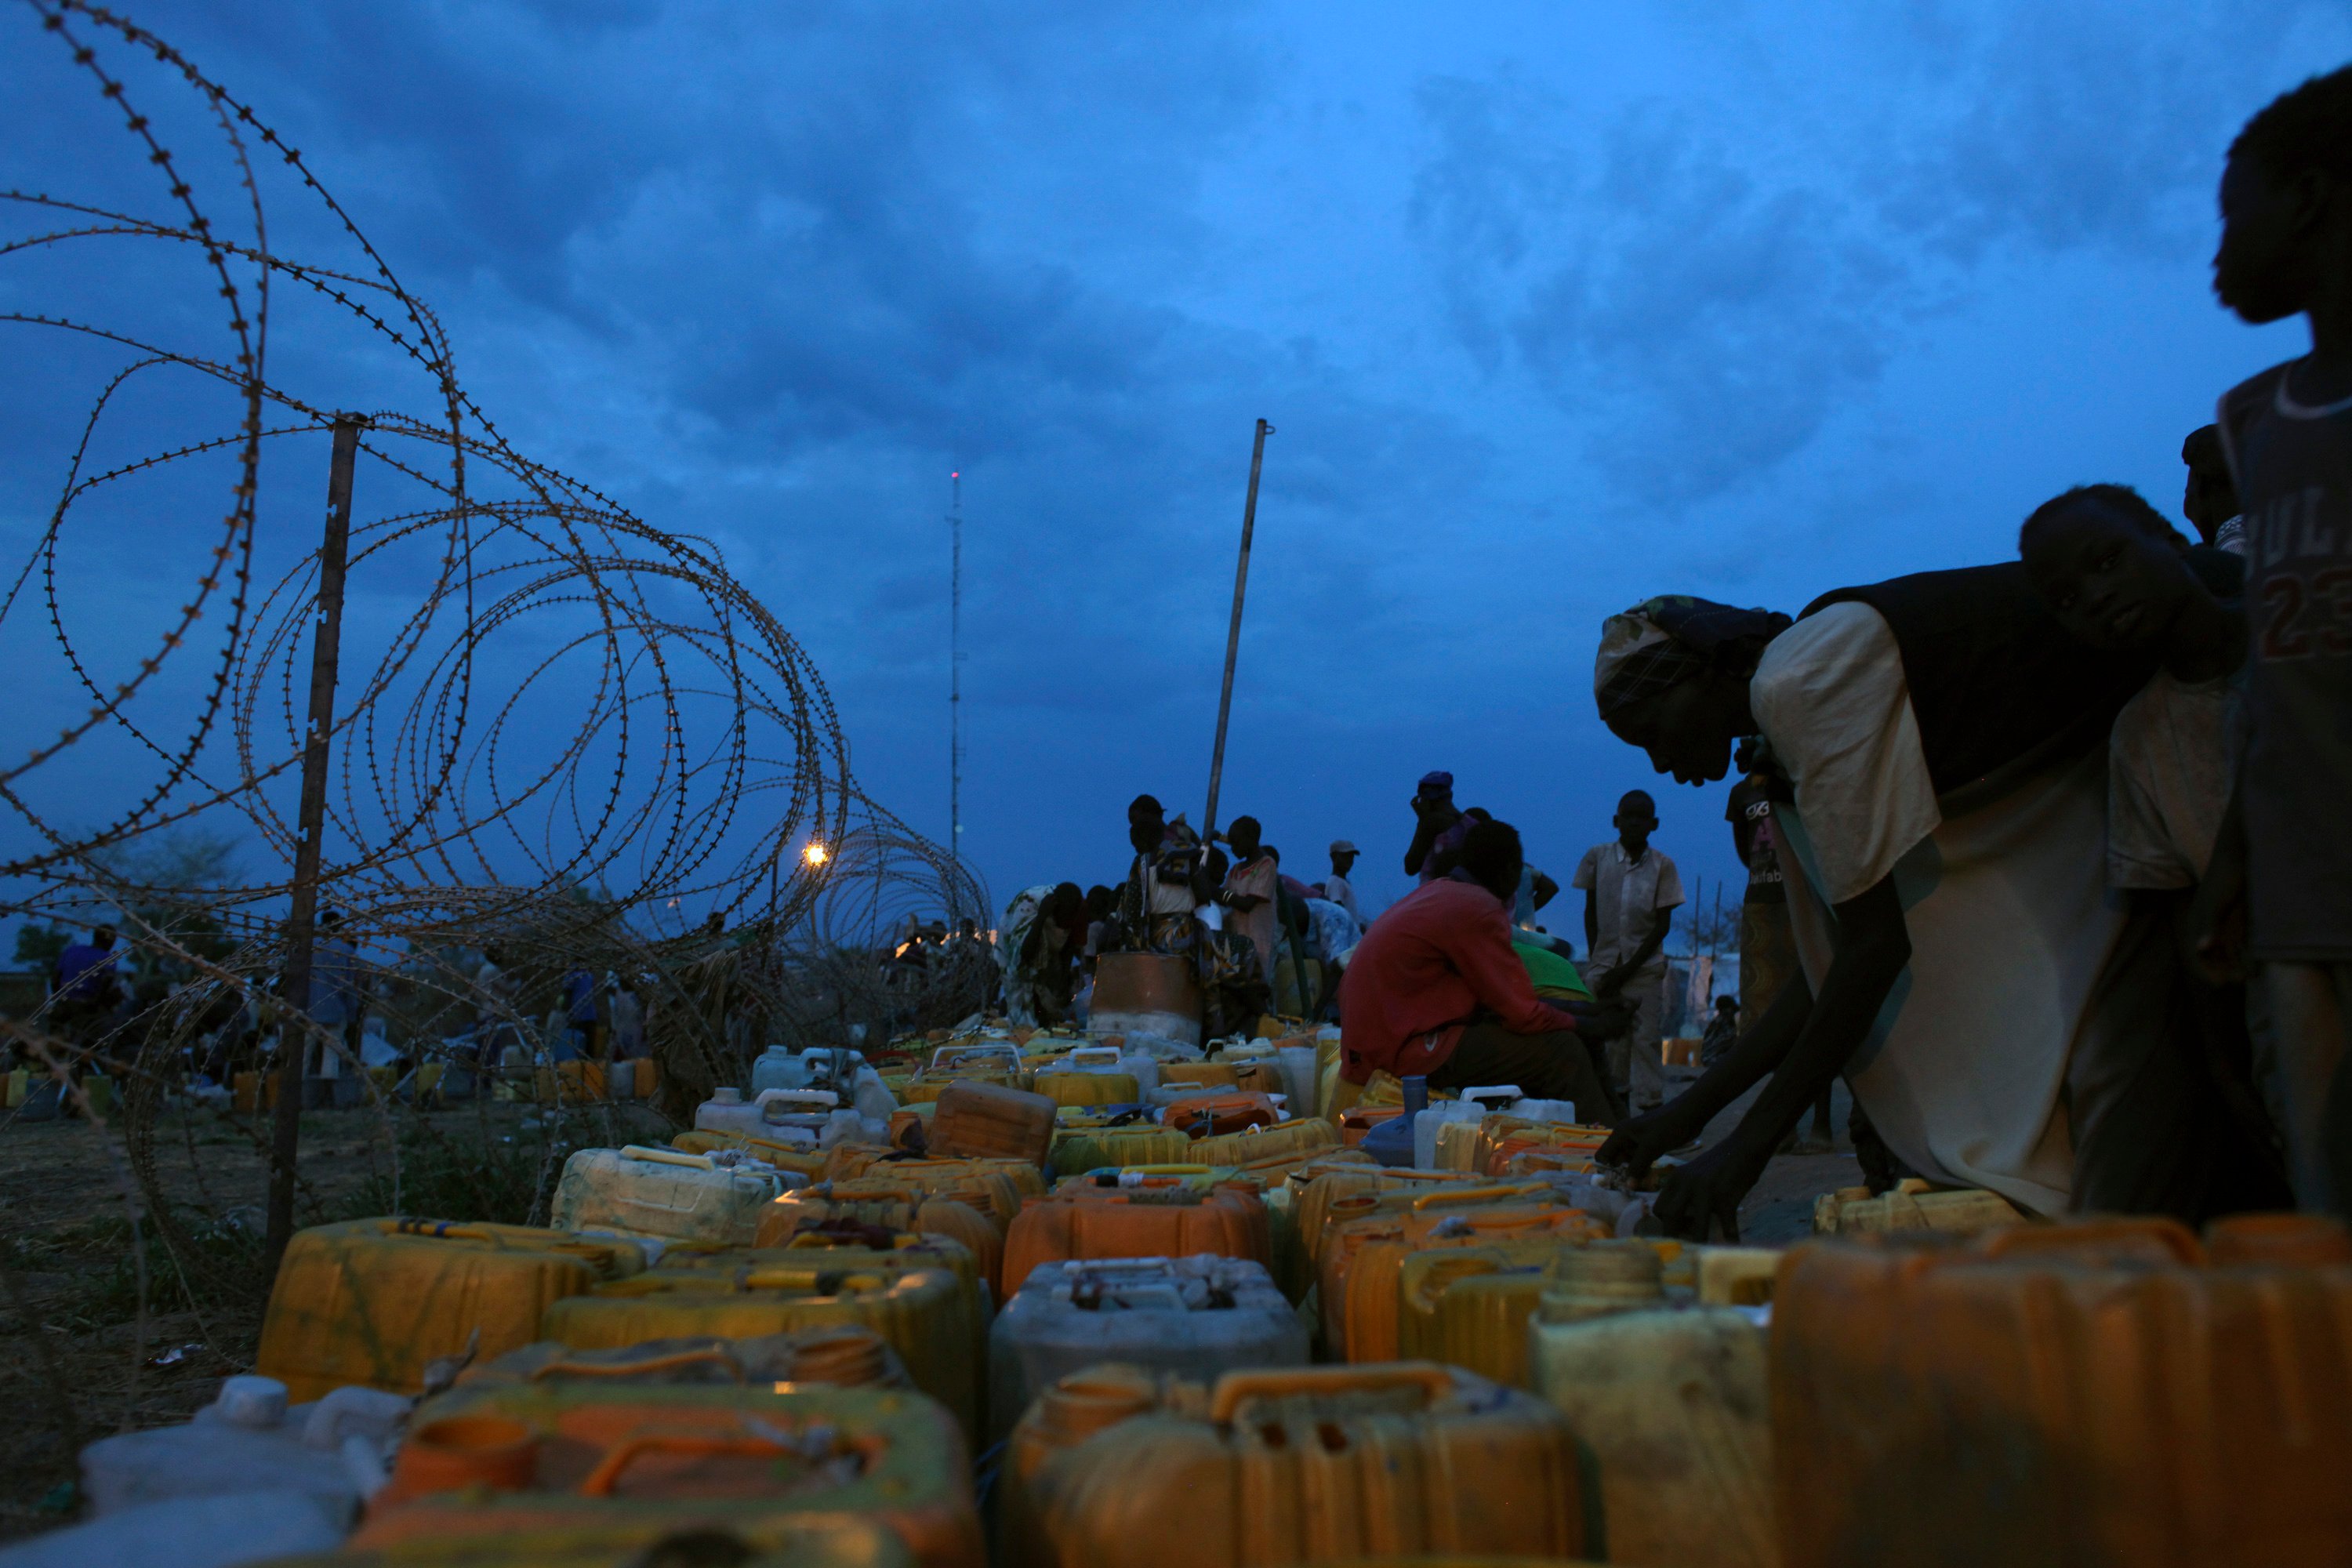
1571 841 1686 971
2106 671 2234 892
1323 872 1363 924
1749 601 1942 905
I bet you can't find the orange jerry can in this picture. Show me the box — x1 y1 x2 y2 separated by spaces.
821 1149 1042 1224
1773 1214 2352 1568
1001 1184 1272 1296
256 1220 646 1403
897 1043 1033 1105
1330 1194 1597 1363
1476 1118 1608 1177
1292 1167 1481 1281
1004 1362 1591 1568
1189 1116 1341 1168
358 1381 981 1568
1160 1061 1241 1092
756 1185 1004 1299
543 1257 979 1442
929 1080 1058 1167
1159 1091 1282 1138
1395 1240 1586 1388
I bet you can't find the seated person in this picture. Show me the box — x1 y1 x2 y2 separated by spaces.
1338 818 1619 1122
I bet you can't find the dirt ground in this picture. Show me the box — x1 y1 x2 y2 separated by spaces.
0 1095 670 1544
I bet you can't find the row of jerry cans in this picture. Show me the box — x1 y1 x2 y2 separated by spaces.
252 1217 990 1441
1047 1102 1341 1175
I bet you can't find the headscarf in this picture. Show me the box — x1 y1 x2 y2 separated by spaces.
1593 596 1791 723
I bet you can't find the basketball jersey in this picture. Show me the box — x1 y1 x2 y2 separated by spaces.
2218 360 2352 960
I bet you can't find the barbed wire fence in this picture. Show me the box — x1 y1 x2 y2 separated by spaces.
0 0 989 1509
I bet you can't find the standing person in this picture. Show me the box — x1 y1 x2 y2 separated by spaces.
308 909 364 1078
1079 885 1117 972
473 944 521 1065
1403 771 1469 884
1572 791 1685 1114
1588 568 2162 1237
2020 483 2289 1214
606 973 646 1061
1118 796 1204 953
1726 764 1825 1149
1303 893 1362 1019
1512 865 1560 933
1265 847 1314 1017
999 883 1083 1027
562 964 601 1059
2182 425 2245 554
1221 816 1279 985
1323 840 1366 924
1339 819 1617 1119
51 924 122 1051
2203 65 2352 1210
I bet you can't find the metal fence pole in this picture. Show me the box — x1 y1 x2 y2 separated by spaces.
263 415 361 1276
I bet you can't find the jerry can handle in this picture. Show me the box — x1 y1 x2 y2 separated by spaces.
620 1145 715 1170
1210 1363 1455 1422
578 1432 791 1497
1976 1217 2202 1265
1410 1183 1537 1211
1406 1251 1504 1308
529 1345 746 1383
1066 1047 1125 1066
931 1043 1019 1069
744 1265 891 1291
754 1088 840 1109
388 1220 494 1241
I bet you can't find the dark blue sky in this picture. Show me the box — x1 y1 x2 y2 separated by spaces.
5 1 2349 942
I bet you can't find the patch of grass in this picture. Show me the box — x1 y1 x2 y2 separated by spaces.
334 1114 583 1227
11 1210 265 1331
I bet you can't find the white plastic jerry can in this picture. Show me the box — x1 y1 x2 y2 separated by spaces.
986 1255 1308 1439
78 1374 411 1523
549 1144 800 1246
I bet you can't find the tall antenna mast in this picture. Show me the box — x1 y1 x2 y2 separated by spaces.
948 470 964 862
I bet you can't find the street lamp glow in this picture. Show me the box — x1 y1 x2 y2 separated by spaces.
802 840 829 867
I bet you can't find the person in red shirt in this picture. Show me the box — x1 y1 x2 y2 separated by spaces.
1339 819 1621 1123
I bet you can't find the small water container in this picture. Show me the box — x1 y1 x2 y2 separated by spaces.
549 1145 801 1246
1413 1084 1523 1171
750 1046 811 1095
987 1256 1306 1437
693 1087 858 1149
78 1374 410 1523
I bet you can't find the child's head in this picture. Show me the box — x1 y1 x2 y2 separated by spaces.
2180 425 2240 543
1715 994 1738 1015
2019 484 2197 652
1613 790 1659 850
2214 65 2352 326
